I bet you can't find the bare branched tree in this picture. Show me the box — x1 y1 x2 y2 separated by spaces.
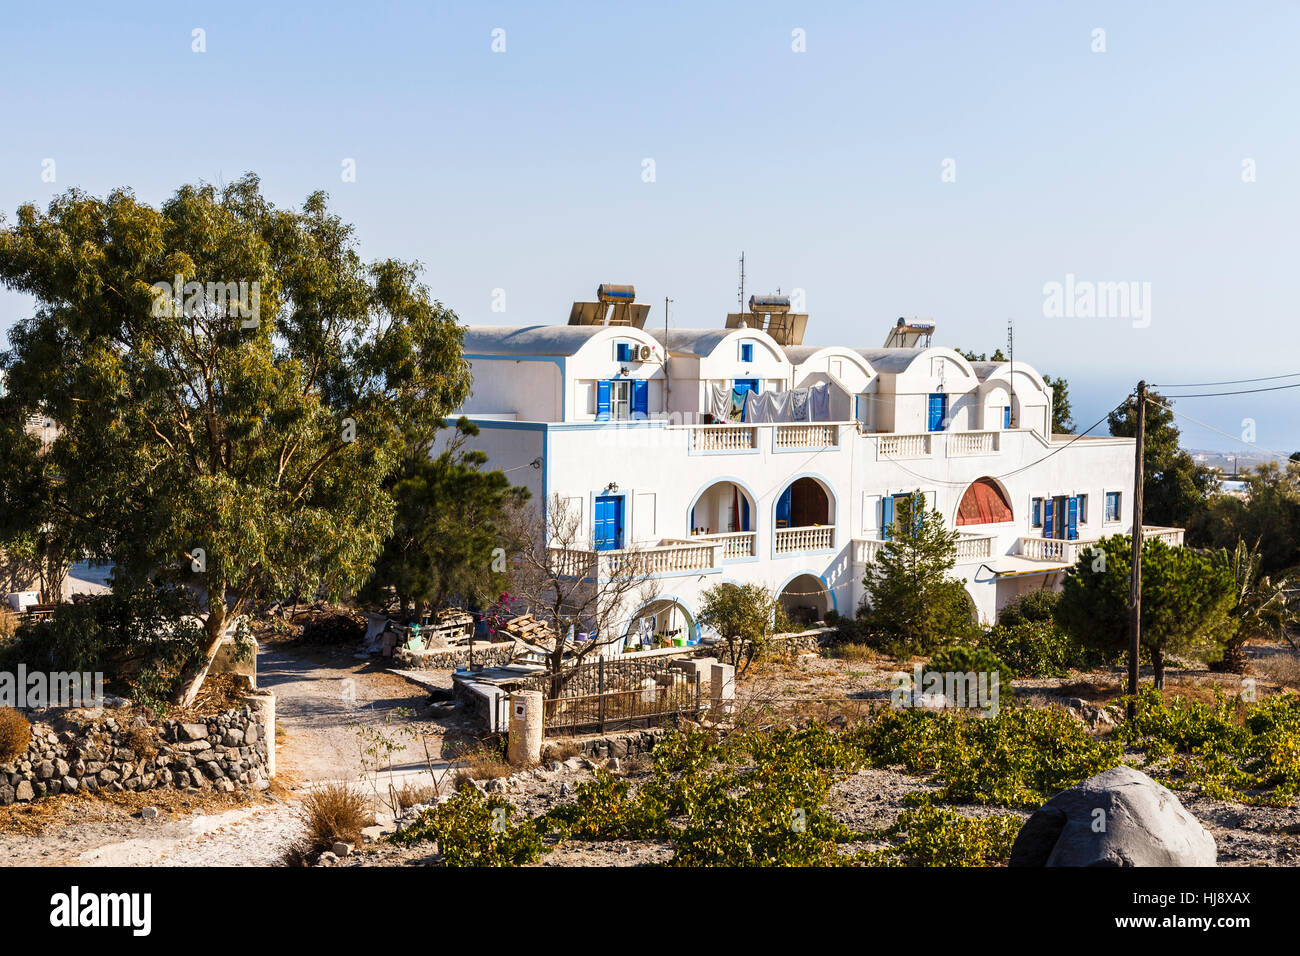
506 494 658 698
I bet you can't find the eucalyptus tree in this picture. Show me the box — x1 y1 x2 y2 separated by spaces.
0 176 470 701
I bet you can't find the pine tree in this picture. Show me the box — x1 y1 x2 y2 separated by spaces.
862 493 976 653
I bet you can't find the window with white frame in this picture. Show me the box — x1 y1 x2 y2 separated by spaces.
1031 497 1043 528
1104 491 1121 523
610 379 631 420
1076 494 1088 524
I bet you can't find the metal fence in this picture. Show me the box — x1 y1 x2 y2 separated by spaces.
529 656 705 736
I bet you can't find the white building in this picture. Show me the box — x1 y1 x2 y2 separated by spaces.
454 287 1182 647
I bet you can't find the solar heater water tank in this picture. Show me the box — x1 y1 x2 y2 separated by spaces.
748 294 791 313
597 283 636 303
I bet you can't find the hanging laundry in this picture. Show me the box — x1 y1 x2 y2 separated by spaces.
729 387 748 422
790 387 810 422
770 389 793 422
710 382 731 422
810 383 832 421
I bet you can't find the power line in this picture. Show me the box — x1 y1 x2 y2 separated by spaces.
1144 393 1295 463
1154 372 1300 388
1156 380 1300 399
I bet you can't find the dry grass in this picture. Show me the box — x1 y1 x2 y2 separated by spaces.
0 784 265 836
448 739 513 786
282 782 370 866
124 726 158 760
0 707 31 763
390 781 438 812
1254 651 1300 692
542 740 581 763
0 609 17 641
829 643 876 662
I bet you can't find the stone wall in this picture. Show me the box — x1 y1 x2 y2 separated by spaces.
391 641 516 671
0 701 273 806
544 728 667 762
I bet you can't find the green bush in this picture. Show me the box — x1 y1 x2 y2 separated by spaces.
1117 687 1300 805
925 645 1015 697
545 770 667 840
390 786 546 866
996 588 1060 627
863 801 1023 867
979 619 1094 678
848 705 1123 809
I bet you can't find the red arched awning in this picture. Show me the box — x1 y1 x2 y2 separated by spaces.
956 478 1013 525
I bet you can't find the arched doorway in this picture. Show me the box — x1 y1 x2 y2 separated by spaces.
778 573 832 624
624 597 697 649
776 477 831 528
956 477 1013 525
689 480 757 559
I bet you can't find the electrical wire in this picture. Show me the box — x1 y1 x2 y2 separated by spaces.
1154 372 1300 388
1154 381 1300 399
1144 393 1295 464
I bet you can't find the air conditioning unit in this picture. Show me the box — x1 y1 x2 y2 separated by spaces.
635 344 653 361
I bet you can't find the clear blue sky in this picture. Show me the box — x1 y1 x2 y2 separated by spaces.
3 1 1298 453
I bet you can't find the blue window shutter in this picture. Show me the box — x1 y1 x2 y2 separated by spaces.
882 495 894 540
1003 406 1011 429
616 343 632 362
632 380 648 419
777 487 792 527
596 380 611 421
928 393 947 431
1067 496 1079 540
1044 498 1055 538
741 343 753 362
741 495 750 531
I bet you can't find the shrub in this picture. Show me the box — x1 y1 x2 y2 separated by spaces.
864 801 1023 867
849 706 1123 809
996 588 1060 628
391 786 546 866
980 619 1093 678
0 707 31 762
545 770 668 840
283 783 370 865
1117 687 1300 805
925 645 1015 698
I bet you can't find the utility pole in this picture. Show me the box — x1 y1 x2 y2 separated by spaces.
1127 380 1147 719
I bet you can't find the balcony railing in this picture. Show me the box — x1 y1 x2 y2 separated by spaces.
550 541 722 579
947 430 1000 457
687 531 757 560
774 423 839 450
1018 526 1185 564
853 532 994 565
691 425 758 452
774 525 835 554
876 433 932 459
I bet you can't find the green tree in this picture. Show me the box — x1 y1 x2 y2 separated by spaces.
1043 374 1074 434
1108 390 1218 530
1056 535 1235 688
696 582 780 674
1187 461 1300 575
861 493 975 653
360 417 530 620
0 176 471 702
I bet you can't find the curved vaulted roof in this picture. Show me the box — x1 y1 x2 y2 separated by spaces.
462 324 655 357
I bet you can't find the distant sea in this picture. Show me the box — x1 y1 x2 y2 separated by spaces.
1066 373 1300 460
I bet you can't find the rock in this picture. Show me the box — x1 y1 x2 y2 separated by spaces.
0 785 13 806
607 758 621 772
549 761 563 772
563 757 582 771
317 851 338 866
332 841 354 857
1010 766 1217 867
141 807 159 821
223 730 244 747
362 826 385 844
179 723 209 741
15 781 34 802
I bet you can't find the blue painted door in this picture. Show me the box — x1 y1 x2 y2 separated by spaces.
1043 497 1055 539
881 494 895 540
927 393 948 431
776 487 792 528
1067 496 1079 541
594 495 624 551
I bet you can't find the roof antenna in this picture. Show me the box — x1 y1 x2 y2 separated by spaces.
737 252 746 316
1007 317 1016 428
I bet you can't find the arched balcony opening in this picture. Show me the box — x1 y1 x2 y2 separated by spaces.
688 480 757 560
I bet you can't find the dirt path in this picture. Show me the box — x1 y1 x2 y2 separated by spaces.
0 640 474 867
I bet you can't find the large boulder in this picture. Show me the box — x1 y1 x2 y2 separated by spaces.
1010 765 1217 867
